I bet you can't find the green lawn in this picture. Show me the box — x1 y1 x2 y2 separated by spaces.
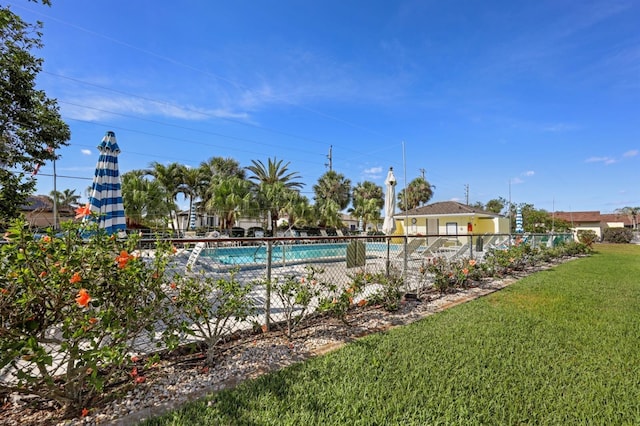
143 244 640 425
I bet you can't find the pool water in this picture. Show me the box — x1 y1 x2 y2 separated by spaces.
202 242 394 265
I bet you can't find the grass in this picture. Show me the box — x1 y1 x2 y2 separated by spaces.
142 244 640 425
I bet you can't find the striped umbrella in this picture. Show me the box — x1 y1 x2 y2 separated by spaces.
86 131 126 235
515 207 524 233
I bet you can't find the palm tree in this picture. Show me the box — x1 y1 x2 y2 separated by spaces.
50 188 81 210
246 158 303 231
145 162 182 234
351 181 384 231
200 156 246 181
176 165 208 230
398 177 433 211
121 170 171 228
199 157 246 229
616 206 639 230
205 177 255 231
313 171 351 228
281 190 314 228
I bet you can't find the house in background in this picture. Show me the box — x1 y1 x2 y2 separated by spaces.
19 195 75 228
392 201 510 236
554 211 633 240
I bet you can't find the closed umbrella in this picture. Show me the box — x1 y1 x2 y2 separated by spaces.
382 167 397 235
515 207 524 233
86 131 126 235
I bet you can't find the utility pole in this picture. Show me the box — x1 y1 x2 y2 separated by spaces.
325 145 333 171
419 168 425 180
464 184 469 205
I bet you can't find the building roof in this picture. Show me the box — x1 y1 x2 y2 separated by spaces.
554 211 633 226
600 213 633 226
397 201 502 217
553 211 601 223
21 195 54 211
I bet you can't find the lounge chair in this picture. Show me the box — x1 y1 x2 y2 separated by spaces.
185 241 207 271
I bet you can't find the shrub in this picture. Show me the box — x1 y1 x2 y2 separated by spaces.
0 219 178 413
602 228 633 244
270 266 323 338
577 230 598 247
363 269 403 312
170 268 256 365
317 269 366 324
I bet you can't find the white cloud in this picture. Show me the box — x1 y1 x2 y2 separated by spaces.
81 149 92 156
623 150 638 158
511 177 524 184
586 156 616 165
362 166 383 180
61 94 250 122
522 170 535 177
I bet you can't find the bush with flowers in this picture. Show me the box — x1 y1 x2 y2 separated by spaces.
420 257 486 293
270 266 323 338
168 267 256 366
317 269 367 324
0 218 179 414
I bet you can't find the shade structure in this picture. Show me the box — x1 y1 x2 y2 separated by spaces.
86 131 126 235
382 167 397 235
515 207 524 233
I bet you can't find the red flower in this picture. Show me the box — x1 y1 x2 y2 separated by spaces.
0 288 8 295
88 317 98 324
75 289 91 307
170 282 177 289
81 408 90 417
130 367 138 377
41 235 51 243
131 355 140 363
39 271 47 278
75 203 92 219
135 376 146 384
70 272 82 284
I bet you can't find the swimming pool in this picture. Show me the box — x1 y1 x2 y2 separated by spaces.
202 242 397 266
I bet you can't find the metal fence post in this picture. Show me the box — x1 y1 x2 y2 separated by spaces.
265 240 272 331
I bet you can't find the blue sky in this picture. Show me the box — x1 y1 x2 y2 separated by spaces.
11 0 640 213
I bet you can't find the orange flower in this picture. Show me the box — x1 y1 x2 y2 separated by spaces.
0 288 8 295
346 287 354 294
75 203 91 219
134 376 146 384
81 408 90 417
170 282 177 289
88 317 98 324
70 272 82 284
462 268 469 275
39 271 47 278
171 245 177 254
469 259 477 267
357 299 368 307
75 289 91 307
60 266 68 273
130 355 140 363
116 250 133 268
300 277 306 283
41 235 51 243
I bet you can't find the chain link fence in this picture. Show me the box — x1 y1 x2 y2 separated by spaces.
136 232 573 343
